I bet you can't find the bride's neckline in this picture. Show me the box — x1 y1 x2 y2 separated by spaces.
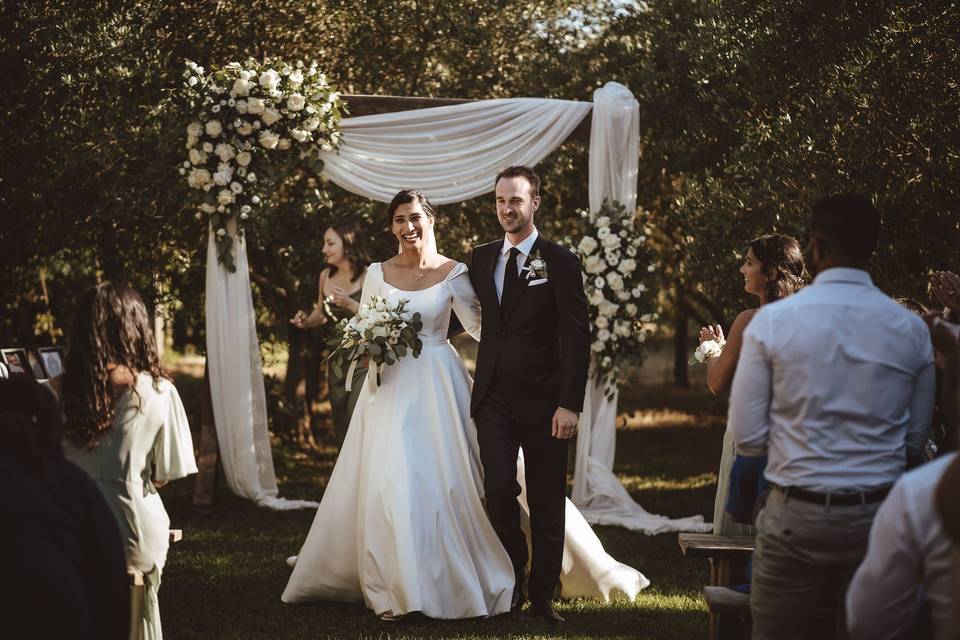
378 261 459 293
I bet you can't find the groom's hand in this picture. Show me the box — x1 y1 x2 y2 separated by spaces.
552 407 579 439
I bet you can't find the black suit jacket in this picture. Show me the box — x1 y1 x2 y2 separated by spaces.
469 234 591 423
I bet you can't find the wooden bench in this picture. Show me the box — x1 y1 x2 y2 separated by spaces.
129 529 183 639
678 533 755 640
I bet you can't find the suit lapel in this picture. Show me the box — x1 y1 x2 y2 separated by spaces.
501 235 546 322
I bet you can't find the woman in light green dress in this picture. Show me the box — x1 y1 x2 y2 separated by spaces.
291 221 371 447
62 283 197 640
697 234 806 535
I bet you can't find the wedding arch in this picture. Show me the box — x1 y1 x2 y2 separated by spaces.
193 70 710 533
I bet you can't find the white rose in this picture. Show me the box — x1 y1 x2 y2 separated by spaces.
246 172 257 182
578 236 598 255
261 107 282 126
593 276 605 289
200 202 217 213
217 189 233 205
231 77 252 97
595 316 609 329
286 93 306 111
615 321 632 337
597 328 611 343
237 122 254 136
258 130 280 149
187 168 211 188
251 195 261 204
626 303 638 316
189 148 207 165
587 289 604 306
230 181 243 194
641 314 653 322
277 138 291 150
597 226 610 239
637 283 646 292
259 69 281 91
596 216 611 228
214 143 235 162
246 98 265 115
591 341 604 353
186 135 199 149
584 255 604 275
187 121 203 137
216 227 226 237
627 246 638 257
302 117 320 132
617 290 631 301
632 287 642 297
235 151 252 166
213 166 232 186
289 69 304 85
605 272 624 291
371 324 389 339
618 259 637 274
204 120 222 137
598 300 619 318
202 142 214 153
602 233 621 249
290 128 310 143
236 100 249 114
188 76 198 87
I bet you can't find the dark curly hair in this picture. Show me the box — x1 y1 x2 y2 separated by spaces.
749 234 808 304
326 221 372 283
62 283 167 449
385 189 436 228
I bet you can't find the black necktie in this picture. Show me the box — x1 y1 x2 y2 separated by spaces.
501 247 520 306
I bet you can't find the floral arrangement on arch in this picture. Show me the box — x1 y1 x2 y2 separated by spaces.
570 200 659 395
180 58 344 271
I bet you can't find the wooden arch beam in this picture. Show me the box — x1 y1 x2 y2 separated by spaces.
341 94 593 143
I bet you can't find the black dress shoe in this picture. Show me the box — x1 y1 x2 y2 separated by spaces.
529 602 565 624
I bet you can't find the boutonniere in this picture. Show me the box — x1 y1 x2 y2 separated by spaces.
523 250 549 280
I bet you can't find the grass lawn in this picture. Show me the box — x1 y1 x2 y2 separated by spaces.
159 366 728 640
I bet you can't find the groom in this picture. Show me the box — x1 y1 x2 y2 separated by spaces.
469 165 590 623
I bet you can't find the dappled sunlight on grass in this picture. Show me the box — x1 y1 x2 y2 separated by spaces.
618 472 718 492
618 408 725 430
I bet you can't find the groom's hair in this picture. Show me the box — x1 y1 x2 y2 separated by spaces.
495 165 540 198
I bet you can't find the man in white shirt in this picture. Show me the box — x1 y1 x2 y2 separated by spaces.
846 452 956 639
729 193 935 640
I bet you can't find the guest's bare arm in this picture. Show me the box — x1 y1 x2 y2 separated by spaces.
705 309 757 395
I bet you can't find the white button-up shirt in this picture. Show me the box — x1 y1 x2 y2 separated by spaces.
847 452 956 640
729 268 934 492
494 227 539 302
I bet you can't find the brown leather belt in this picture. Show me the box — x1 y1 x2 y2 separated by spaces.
771 482 891 506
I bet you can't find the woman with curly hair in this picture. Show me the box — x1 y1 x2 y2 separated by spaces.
698 233 807 535
63 282 197 640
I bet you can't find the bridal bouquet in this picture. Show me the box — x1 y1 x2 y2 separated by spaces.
328 296 424 388
570 200 659 396
694 338 725 363
180 58 344 271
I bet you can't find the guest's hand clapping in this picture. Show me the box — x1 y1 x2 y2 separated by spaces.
290 310 310 329
699 324 724 344
929 271 960 315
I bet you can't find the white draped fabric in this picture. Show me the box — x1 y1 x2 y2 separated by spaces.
571 83 711 534
319 98 591 204
205 230 319 511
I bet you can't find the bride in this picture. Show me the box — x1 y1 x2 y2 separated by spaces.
281 189 648 620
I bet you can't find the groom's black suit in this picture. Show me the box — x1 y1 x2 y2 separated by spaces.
469 233 590 607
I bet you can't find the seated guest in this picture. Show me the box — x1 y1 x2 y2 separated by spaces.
729 193 935 640
0 376 129 640
846 450 957 639
63 283 198 640
698 233 806 535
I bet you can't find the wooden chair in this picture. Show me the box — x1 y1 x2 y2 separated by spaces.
678 533 755 640
128 530 182 640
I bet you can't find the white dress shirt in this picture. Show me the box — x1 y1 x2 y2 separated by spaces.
494 227 539 302
729 268 935 492
847 453 956 640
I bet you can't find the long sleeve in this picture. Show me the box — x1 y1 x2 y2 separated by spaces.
448 264 482 341
358 263 379 308
846 480 923 639
554 250 590 413
728 314 772 456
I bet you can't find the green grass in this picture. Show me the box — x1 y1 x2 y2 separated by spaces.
159 374 727 639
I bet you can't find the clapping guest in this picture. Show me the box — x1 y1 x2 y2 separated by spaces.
0 377 129 640
63 283 197 640
698 234 806 536
291 222 371 446
729 194 935 640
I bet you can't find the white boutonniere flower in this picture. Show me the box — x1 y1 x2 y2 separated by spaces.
523 250 549 280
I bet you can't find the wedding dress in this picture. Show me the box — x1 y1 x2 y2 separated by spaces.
281 263 648 618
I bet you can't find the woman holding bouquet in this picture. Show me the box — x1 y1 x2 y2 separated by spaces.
697 234 806 535
283 190 646 620
291 221 371 445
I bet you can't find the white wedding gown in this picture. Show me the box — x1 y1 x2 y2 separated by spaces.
281 263 648 618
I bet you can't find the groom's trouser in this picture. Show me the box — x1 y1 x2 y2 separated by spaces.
476 388 568 606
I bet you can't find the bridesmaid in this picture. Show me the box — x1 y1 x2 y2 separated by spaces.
698 234 806 535
62 283 197 640
291 221 371 446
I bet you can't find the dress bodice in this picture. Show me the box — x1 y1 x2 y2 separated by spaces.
363 262 481 343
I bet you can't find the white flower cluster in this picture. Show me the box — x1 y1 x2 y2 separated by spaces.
569 200 659 390
181 58 343 272
694 338 725 363
330 296 424 385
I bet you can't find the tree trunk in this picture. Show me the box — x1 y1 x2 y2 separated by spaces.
673 288 690 388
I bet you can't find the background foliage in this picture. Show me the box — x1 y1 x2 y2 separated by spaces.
2 0 957 437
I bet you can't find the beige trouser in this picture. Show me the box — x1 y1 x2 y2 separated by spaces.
751 488 880 640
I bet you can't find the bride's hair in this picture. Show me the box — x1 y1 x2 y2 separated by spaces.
749 233 808 304
386 189 436 228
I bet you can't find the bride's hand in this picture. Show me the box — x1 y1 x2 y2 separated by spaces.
699 324 724 344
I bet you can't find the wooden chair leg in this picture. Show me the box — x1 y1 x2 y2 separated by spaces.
192 365 219 509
